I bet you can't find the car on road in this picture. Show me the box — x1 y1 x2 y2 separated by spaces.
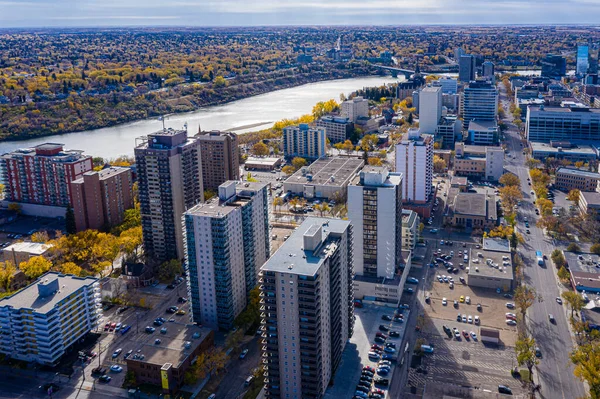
465 296 470 304
379 325 389 332
98 375 112 383
556 297 563 304
381 315 392 321
240 349 249 359
389 330 399 338
124 350 133 359
374 377 389 386
404 287 414 294
176 309 186 315
112 348 122 358
430 229 438 233
470 331 477 340
549 314 555 324
155 339 161 345
406 277 419 284
383 347 396 353
474 315 480 324
535 347 542 357
167 306 178 313
145 326 156 333
459 295 465 303
110 365 123 373
178 297 188 303
526 229 530 234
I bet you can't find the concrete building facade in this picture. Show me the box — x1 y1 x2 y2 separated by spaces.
461 82 499 130
579 191 600 220
435 116 462 148
395 129 434 204
419 85 443 134
196 131 240 191
555 167 600 192
526 106 600 142
437 77 458 94
402 209 419 251
467 238 513 290
467 120 499 146
341 96 369 123
315 116 354 144
283 124 326 160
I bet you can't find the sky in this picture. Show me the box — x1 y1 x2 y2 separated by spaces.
1 0 600 27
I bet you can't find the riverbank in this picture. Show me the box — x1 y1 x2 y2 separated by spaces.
0 66 375 142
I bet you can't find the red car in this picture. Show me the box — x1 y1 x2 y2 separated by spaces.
371 344 383 351
103 323 110 331
363 366 375 372
462 330 469 339
376 332 387 338
109 323 116 331
371 388 385 396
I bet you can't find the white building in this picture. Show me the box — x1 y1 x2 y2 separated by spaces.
461 81 499 130
0 272 101 366
486 147 505 181
341 96 369 123
184 181 270 330
260 218 353 399
283 124 326 160
348 166 403 279
467 120 499 145
419 85 443 134
437 77 458 94
395 129 434 204
402 209 419 251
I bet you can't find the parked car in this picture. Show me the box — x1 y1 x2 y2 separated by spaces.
110 365 123 373
239 349 249 359
111 348 122 358
98 375 112 383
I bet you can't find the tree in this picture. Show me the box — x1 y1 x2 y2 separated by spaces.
514 285 541 320
65 206 76 235
60 262 83 276
204 189 216 201
499 172 520 187
0 261 16 291
515 334 539 386
557 266 571 283
234 286 261 329
361 134 379 154
571 343 600 398
551 249 566 268
213 76 227 87
367 157 383 166
246 172 258 182
407 112 413 124
509 231 519 250
562 291 585 318
291 157 308 170
282 165 296 175
567 243 581 252
313 203 331 217
567 189 581 203
591 243 600 255
342 139 355 154
30 231 49 243
158 259 182 282
433 155 447 173
272 197 283 214
252 142 269 157
19 256 52 279
225 329 245 352
7 203 21 214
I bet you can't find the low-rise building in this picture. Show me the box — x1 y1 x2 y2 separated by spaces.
467 238 513 290
467 120 499 146
555 167 600 192
530 141 599 162
444 189 498 230
450 176 468 192
125 324 214 395
454 143 504 181
244 157 282 171
435 116 462 148
355 116 384 133
352 251 412 303
283 157 364 200
316 116 354 144
1 242 53 266
0 272 101 366
579 191 600 220
402 209 419 251
564 251 600 293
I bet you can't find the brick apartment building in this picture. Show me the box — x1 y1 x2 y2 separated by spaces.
196 131 240 191
70 167 134 231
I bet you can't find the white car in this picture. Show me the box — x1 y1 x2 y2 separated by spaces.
506 319 517 326
465 296 471 304
449 282 454 289
442 298 448 306
437 275 443 282
556 297 563 305
468 315 473 323
470 331 477 340
474 315 480 325
462 315 467 323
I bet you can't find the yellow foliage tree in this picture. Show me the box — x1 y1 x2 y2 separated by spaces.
19 256 52 279
0 261 16 291
60 262 82 276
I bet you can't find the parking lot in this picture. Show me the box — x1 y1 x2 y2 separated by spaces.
325 303 408 399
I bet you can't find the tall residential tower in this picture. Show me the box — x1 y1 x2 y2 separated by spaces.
196 131 240 191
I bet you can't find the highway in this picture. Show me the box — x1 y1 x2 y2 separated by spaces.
499 83 586 399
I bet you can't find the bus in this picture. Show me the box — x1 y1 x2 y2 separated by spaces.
536 251 544 266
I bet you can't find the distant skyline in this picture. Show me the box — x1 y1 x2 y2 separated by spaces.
2 0 600 27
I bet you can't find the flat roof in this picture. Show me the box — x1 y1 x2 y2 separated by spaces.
556 167 600 179
581 191 600 206
3 241 52 255
421 85 441 93
285 157 364 186
0 272 98 314
572 272 600 291
468 247 514 280
564 251 600 274
451 176 468 186
126 323 212 369
402 209 418 226
185 181 267 218
483 237 511 253
261 217 350 276
453 193 488 217
529 106 600 113
245 157 281 166
468 120 498 131
530 141 598 155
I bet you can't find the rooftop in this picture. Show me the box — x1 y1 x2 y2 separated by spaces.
529 106 600 114
564 251 600 274
185 181 267 218
285 157 364 186
421 85 442 93
452 193 489 217
351 166 402 188
260 217 350 276
482 237 511 253
451 176 468 186
74 166 130 183
530 141 598 155
581 191 600 206
245 157 282 166
402 209 418 227
318 115 352 124
126 323 212 368
0 272 98 314
2 241 52 255
468 120 498 131
556 167 600 179
468 247 514 280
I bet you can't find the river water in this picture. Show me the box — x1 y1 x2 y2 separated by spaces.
0 76 401 159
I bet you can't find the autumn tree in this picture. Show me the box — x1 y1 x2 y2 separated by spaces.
562 291 584 318
60 262 83 276
272 197 283 213
499 172 520 187
361 134 379 153
158 259 183 282
571 343 600 398
433 155 447 172
7 203 21 214
0 261 16 291
19 256 52 279
567 189 581 203
368 157 383 166
342 140 355 155
567 243 581 252
313 203 331 217
514 285 541 321
551 249 566 268
30 231 50 243
515 334 539 386
557 266 570 284
282 165 296 175
591 243 600 255
292 157 308 170
204 189 216 201
252 142 269 157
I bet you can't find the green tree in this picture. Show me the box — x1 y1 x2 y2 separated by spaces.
567 243 581 252
557 266 570 283
509 231 519 250
551 249 566 268
571 343 600 398
65 206 76 235
515 334 539 385
158 259 182 282
562 291 585 318
591 243 600 255
204 189 216 201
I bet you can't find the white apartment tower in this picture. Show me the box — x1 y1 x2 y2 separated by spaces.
348 166 403 279
419 85 443 134
0 273 101 366
395 129 434 204
341 96 369 123
260 218 354 399
184 181 270 331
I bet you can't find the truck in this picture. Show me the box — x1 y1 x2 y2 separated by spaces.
536 251 544 266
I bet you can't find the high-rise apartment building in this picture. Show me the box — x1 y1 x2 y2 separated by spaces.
71 167 134 231
419 85 443 134
459 55 476 82
395 129 434 204
185 181 269 330
541 54 567 78
282 124 326 160
341 96 369 123
135 128 204 263
0 272 101 366
526 106 600 142
315 116 354 144
0 143 92 207
348 166 403 279
260 218 353 399
577 44 590 76
196 131 240 191
437 77 458 94
461 81 499 130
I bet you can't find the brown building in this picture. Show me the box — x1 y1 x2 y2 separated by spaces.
444 188 498 230
70 167 134 231
579 191 600 221
555 167 600 192
125 324 214 395
197 131 240 191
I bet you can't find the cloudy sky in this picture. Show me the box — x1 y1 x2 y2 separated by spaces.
1 0 600 27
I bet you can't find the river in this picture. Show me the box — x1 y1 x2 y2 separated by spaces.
0 76 401 159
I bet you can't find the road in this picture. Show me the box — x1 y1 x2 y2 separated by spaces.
499 83 586 399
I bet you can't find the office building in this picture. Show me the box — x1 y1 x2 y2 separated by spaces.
442 93 461 112
482 61 495 80
461 81 499 130
541 54 567 78
260 218 354 399
348 166 403 279
459 55 476 82
126 324 214 395
419 85 443 134
245 157 283 171
437 77 458 94
185 181 269 330
0 143 93 207
555 167 600 192
467 120 499 145
529 141 599 162
283 124 326 160
341 96 369 123
395 129 434 204
467 238 513 290
402 209 419 251
454 143 504 181
435 116 462 148
0 272 101 366
444 189 498 230
525 106 600 142
197 131 240 191
579 191 600 221
578 45 590 76
135 128 204 263
315 116 354 144
71 167 134 232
